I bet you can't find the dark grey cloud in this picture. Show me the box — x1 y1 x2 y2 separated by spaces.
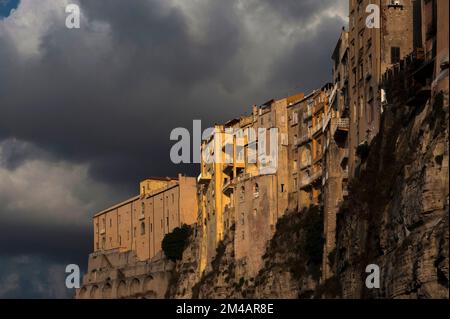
0 255 73 298
0 0 347 297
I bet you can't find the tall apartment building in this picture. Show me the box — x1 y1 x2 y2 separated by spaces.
348 0 415 177
322 30 351 281
294 85 333 210
198 124 229 274
198 93 305 278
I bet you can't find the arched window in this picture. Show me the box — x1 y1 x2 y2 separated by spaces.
140 222 146 235
240 186 245 200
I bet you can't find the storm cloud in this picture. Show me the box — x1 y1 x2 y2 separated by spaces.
0 0 347 297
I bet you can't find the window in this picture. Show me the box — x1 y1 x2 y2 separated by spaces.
166 217 169 228
118 236 122 245
171 193 174 203
294 178 298 190
240 186 245 200
281 184 285 193
391 47 400 64
140 222 145 235
253 183 259 197
110 219 112 227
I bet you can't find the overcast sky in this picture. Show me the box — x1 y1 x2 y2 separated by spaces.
0 0 348 298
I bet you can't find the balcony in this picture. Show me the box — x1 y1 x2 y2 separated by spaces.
299 176 312 189
100 228 106 235
332 118 349 140
139 213 145 221
222 179 235 195
300 168 322 189
198 172 212 185
222 160 234 174
310 168 322 183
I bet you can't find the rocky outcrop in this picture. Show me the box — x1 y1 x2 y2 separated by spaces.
165 225 202 299
333 91 449 298
167 91 448 299
168 207 326 299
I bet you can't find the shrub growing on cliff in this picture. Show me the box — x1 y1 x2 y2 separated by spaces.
162 224 192 261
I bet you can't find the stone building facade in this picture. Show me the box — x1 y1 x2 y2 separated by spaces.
77 175 197 298
321 30 351 281
198 93 305 279
347 0 415 177
294 85 333 210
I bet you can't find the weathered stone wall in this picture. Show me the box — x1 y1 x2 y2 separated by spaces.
76 250 174 299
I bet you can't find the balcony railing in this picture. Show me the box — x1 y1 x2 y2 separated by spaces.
299 168 322 189
310 169 322 182
299 176 312 189
331 118 350 138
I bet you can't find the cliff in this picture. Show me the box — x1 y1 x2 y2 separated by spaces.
168 207 327 299
332 91 449 298
167 89 448 299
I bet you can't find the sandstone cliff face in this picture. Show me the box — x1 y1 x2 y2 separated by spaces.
168 207 325 299
168 93 448 299
334 92 449 298
165 226 202 299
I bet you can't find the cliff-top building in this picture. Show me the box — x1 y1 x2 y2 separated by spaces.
77 175 197 299
198 92 305 279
